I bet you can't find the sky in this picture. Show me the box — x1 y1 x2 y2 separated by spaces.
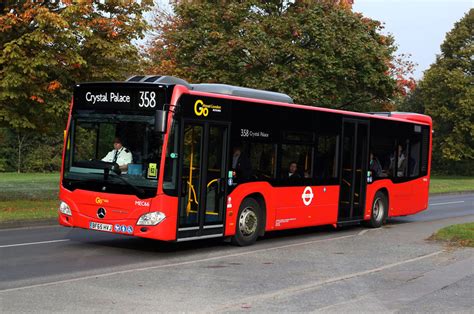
353 0 472 80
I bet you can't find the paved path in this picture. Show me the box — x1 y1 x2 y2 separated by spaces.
0 193 473 312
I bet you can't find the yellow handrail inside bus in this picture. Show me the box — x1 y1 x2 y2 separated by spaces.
207 179 218 188
186 127 196 216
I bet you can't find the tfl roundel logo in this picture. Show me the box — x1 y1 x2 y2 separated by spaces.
302 186 314 206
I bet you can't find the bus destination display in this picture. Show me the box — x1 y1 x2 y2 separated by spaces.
74 84 165 111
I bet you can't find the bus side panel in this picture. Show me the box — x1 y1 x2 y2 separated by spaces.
389 181 412 216
273 185 339 230
225 182 277 237
366 179 411 217
224 183 339 236
393 176 430 216
366 177 430 218
365 180 392 218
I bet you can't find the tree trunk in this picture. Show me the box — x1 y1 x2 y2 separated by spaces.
16 131 29 174
17 133 22 174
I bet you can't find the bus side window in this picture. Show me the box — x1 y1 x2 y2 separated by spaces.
409 137 421 177
248 142 275 180
281 144 313 179
315 135 338 179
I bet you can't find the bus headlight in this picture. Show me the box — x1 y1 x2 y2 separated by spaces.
137 211 166 226
59 201 72 216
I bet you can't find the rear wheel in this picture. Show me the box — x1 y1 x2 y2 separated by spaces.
364 191 387 228
231 198 261 246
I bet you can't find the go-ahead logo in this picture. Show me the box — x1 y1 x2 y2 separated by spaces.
194 100 209 116
95 197 109 205
194 99 222 117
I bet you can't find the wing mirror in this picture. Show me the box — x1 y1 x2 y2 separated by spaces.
155 109 168 133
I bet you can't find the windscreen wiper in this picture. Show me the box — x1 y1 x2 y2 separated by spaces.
108 171 146 199
70 160 146 198
74 160 121 180
63 178 106 190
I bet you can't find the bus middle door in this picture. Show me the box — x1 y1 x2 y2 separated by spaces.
338 119 369 223
177 121 229 241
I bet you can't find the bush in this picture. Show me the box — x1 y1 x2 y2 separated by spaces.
432 159 474 176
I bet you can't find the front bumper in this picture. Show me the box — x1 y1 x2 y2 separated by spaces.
58 210 177 241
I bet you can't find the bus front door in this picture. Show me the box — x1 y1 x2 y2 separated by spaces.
177 121 229 241
338 119 369 223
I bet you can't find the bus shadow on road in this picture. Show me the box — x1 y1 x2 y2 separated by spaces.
64 224 364 254
386 218 419 226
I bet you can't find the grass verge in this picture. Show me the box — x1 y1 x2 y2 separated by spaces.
430 176 474 194
0 200 58 222
0 172 59 201
430 222 474 247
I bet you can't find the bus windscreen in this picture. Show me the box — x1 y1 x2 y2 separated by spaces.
63 113 162 199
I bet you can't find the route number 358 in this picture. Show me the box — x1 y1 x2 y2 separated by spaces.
138 91 156 108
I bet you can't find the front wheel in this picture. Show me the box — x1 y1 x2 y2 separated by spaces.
364 191 387 228
231 198 261 246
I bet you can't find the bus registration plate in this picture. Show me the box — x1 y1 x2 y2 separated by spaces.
89 221 112 232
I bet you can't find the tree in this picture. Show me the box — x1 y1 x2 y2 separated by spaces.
412 9 473 164
0 0 152 172
147 1 407 112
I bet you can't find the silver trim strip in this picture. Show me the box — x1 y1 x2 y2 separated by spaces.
178 227 199 231
177 234 223 242
203 224 224 229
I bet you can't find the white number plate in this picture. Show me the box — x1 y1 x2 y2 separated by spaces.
89 221 113 232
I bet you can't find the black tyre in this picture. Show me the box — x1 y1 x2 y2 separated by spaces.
364 191 387 228
231 198 262 246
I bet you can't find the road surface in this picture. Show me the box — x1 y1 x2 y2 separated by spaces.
0 193 473 312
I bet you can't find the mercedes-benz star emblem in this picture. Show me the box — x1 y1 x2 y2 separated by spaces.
97 207 106 219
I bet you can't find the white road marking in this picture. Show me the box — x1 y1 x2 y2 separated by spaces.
0 239 70 248
358 229 369 236
0 233 356 293
429 201 465 206
217 250 444 311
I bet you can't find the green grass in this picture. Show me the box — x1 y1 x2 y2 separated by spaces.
430 176 474 194
0 200 58 222
0 173 59 222
431 222 474 247
0 172 59 201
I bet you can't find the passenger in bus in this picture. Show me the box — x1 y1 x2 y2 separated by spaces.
389 145 407 177
369 152 383 178
102 137 133 173
231 146 251 181
288 161 301 179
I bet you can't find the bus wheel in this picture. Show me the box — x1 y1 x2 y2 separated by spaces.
231 198 261 246
365 191 387 228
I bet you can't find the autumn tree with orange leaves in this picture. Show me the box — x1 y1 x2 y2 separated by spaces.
0 0 152 172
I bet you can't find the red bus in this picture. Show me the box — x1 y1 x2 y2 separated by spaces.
59 76 432 246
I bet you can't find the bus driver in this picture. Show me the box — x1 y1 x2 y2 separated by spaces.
102 137 132 173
